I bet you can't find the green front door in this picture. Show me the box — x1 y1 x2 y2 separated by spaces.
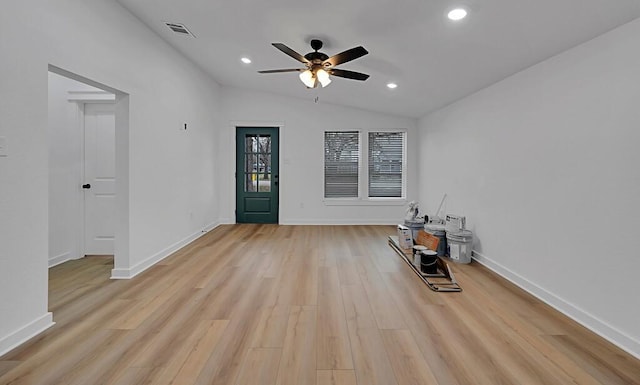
236 127 279 223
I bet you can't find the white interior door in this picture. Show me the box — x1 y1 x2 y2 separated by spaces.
83 103 116 255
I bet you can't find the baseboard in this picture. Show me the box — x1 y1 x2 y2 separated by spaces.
472 251 640 360
111 222 221 280
0 313 55 357
280 219 399 225
48 252 72 268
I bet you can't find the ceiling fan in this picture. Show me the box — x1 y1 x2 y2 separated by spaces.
258 39 369 88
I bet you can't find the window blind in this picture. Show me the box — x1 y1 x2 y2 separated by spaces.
324 131 359 198
368 132 404 197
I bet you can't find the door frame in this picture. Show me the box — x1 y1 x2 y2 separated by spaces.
229 121 284 224
48 65 130 279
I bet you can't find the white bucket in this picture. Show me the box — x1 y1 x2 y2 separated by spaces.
404 219 424 243
446 230 473 264
445 215 466 233
424 223 447 256
412 245 427 268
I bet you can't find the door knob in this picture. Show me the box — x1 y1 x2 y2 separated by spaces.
82 184 91 189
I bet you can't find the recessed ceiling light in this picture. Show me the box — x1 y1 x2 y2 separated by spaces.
447 8 467 21
241 57 252 64
387 83 398 89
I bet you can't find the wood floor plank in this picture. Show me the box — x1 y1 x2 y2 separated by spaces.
447 268 604 384
171 320 229 385
543 334 640 385
275 305 317 385
336 254 360 286
0 361 20 377
192 317 258 385
111 367 165 385
380 329 440 385
347 327 398 385
317 370 357 385
271 242 318 306
317 267 354 370
381 271 511 385
355 257 407 330
0 329 123 384
251 304 291 348
340 281 378 331
234 348 282 385
136 319 223 385
2 224 638 385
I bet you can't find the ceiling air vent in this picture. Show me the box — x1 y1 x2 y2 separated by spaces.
164 22 195 38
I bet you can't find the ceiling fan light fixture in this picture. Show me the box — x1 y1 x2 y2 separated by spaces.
448 8 467 21
316 69 332 87
299 69 316 88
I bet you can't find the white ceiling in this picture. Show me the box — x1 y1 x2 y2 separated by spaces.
116 0 640 118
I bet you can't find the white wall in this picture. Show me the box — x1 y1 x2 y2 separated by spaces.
220 87 419 225
0 1 222 355
418 19 640 357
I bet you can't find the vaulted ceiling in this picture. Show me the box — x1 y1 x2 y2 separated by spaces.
117 0 640 118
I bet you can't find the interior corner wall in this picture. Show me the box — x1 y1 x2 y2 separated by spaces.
219 87 419 225
0 0 222 354
418 19 640 357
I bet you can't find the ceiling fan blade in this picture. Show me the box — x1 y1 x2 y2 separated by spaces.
258 69 303 73
329 69 370 81
324 46 368 67
272 43 309 63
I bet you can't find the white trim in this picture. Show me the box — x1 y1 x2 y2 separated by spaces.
110 222 221 279
0 313 55 357
472 250 640 360
218 217 235 225
76 102 86 265
202 222 218 232
67 90 116 103
79 102 88 258
280 219 399 225
48 252 73 268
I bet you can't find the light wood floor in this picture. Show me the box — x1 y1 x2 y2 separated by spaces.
1 225 638 384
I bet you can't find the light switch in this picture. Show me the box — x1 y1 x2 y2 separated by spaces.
0 136 7 157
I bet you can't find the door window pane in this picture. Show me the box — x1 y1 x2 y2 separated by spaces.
244 134 272 192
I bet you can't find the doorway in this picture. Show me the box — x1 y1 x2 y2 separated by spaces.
47 65 130 279
235 127 279 223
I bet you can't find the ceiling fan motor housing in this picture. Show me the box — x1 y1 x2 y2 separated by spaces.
305 39 329 65
304 51 329 63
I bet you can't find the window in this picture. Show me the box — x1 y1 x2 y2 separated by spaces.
368 132 404 197
324 130 406 200
324 131 359 198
